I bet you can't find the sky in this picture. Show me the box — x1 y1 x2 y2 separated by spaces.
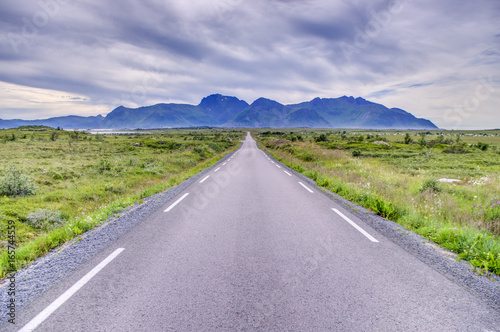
0 0 499 129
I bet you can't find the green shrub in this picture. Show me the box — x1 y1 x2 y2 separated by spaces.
420 179 441 193
298 152 315 162
0 165 37 196
404 133 412 144
26 209 66 230
475 142 489 151
194 146 211 158
315 133 328 142
96 159 112 173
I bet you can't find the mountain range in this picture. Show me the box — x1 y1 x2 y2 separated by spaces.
0 94 438 130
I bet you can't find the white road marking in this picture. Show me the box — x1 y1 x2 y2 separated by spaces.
199 175 210 183
332 208 379 243
298 182 314 193
276 165 281 168
214 167 221 172
164 193 190 212
271 161 275 164
18 248 125 332
223 163 227 166
284 171 292 176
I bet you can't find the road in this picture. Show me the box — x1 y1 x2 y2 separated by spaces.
12 133 500 331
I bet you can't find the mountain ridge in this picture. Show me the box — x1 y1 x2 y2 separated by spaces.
0 94 438 129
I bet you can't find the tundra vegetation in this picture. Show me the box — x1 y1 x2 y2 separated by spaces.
0 126 243 277
256 129 500 275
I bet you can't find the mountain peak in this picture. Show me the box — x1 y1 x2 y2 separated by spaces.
0 94 438 130
251 97 284 107
198 94 246 108
198 94 223 106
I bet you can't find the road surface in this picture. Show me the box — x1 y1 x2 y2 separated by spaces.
11 133 500 331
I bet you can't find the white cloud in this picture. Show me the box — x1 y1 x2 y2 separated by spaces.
0 81 108 119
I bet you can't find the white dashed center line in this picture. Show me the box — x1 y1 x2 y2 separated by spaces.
298 182 314 193
199 175 210 183
164 193 190 212
332 208 379 243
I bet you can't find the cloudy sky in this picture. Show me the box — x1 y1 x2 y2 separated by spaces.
1 0 499 129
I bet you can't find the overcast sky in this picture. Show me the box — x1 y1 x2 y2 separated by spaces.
1 0 499 129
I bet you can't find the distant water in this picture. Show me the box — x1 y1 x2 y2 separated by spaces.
87 130 152 135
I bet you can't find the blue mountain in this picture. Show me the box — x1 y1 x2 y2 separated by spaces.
0 94 438 130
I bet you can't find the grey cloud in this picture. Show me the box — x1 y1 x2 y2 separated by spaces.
0 0 499 128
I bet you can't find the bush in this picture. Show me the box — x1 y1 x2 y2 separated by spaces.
0 165 37 196
26 209 66 230
420 179 441 193
194 146 211 158
315 134 328 142
475 142 489 151
96 159 112 173
297 152 315 162
352 150 362 157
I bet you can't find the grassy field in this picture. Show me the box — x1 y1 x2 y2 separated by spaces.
255 129 500 275
0 126 244 277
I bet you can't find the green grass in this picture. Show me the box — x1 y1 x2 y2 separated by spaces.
0 128 244 277
255 129 500 275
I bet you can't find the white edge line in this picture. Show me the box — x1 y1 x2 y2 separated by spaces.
164 193 190 212
332 208 379 243
214 167 221 172
298 182 314 193
284 171 292 176
276 165 281 168
19 248 125 332
199 175 210 183
222 162 227 166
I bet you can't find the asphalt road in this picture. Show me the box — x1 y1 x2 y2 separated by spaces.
11 133 500 331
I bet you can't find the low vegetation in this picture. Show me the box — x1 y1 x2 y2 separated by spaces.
0 127 243 277
256 129 500 275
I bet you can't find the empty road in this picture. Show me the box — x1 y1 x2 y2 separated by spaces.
11 133 500 331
